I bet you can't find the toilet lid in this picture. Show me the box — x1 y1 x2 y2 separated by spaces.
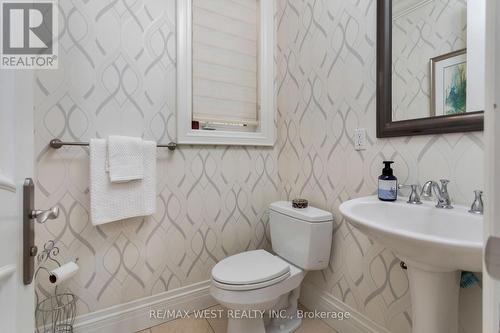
212 250 290 286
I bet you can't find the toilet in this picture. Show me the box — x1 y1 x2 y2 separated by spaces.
210 201 333 333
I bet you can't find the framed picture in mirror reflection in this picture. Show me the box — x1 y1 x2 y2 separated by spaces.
431 49 467 117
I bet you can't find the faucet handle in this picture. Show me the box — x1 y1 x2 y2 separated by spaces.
439 179 450 186
469 190 484 215
398 184 422 205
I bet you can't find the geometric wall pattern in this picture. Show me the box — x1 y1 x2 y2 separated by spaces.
34 0 482 332
276 1 482 332
34 0 279 315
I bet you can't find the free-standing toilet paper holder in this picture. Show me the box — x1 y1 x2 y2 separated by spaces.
34 240 79 292
34 240 79 333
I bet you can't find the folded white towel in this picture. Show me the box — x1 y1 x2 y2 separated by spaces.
90 139 156 226
107 135 144 183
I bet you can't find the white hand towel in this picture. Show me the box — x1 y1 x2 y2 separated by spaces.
90 139 156 226
107 135 144 182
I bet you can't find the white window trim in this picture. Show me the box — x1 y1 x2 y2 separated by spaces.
177 0 275 146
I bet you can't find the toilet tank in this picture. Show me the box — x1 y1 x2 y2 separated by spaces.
269 201 333 270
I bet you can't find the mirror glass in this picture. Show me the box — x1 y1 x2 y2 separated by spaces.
191 0 260 132
392 0 470 121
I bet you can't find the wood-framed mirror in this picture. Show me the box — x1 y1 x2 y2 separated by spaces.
377 0 485 138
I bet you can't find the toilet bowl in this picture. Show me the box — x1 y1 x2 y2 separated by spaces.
210 202 334 333
211 250 305 333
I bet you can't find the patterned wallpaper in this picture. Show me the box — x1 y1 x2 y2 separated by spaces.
34 0 279 315
275 0 482 332
34 0 482 332
392 0 467 121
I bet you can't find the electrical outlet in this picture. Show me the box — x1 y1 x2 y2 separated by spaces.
354 128 366 151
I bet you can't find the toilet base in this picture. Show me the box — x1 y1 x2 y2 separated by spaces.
266 317 301 333
266 286 301 333
226 313 302 333
224 287 303 333
227 317 266 333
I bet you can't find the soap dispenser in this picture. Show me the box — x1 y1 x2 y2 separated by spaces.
378 161 397 202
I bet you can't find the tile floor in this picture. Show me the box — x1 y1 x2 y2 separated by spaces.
138 305 338 333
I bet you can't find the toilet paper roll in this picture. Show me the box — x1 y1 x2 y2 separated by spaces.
49 262 79 285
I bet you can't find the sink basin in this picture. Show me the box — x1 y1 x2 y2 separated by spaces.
339 196 482 272
339 196 483 333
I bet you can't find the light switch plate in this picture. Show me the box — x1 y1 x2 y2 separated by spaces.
354 128 366 151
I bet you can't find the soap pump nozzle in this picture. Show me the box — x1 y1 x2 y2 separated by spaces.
382 161 394 176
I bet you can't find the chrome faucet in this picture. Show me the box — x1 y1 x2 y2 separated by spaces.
468 190 484 214
421 179 453 209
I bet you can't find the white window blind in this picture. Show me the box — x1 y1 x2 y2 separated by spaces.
192 0 259 127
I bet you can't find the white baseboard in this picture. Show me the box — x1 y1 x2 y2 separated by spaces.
299 282 391 333
73 280 216 333
72 280 390 333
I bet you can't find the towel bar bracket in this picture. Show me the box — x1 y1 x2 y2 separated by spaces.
49 139 62 149
49 138 177 151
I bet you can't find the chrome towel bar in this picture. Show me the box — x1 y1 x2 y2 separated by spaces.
49 138 177 151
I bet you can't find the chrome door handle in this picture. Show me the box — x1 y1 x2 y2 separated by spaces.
23 179 60 285
30 206 59 224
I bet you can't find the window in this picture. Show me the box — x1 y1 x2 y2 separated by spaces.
177 0 275 146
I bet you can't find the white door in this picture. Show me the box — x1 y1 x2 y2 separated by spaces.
484 0 500 332
0 69 35 332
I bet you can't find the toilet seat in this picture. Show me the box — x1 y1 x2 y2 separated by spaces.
212 250 291 291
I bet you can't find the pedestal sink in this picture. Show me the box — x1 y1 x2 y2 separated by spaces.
339 196 482 333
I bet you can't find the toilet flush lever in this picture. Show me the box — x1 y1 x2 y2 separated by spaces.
30 206 59 224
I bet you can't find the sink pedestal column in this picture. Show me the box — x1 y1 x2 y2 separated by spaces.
407 264 460 333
